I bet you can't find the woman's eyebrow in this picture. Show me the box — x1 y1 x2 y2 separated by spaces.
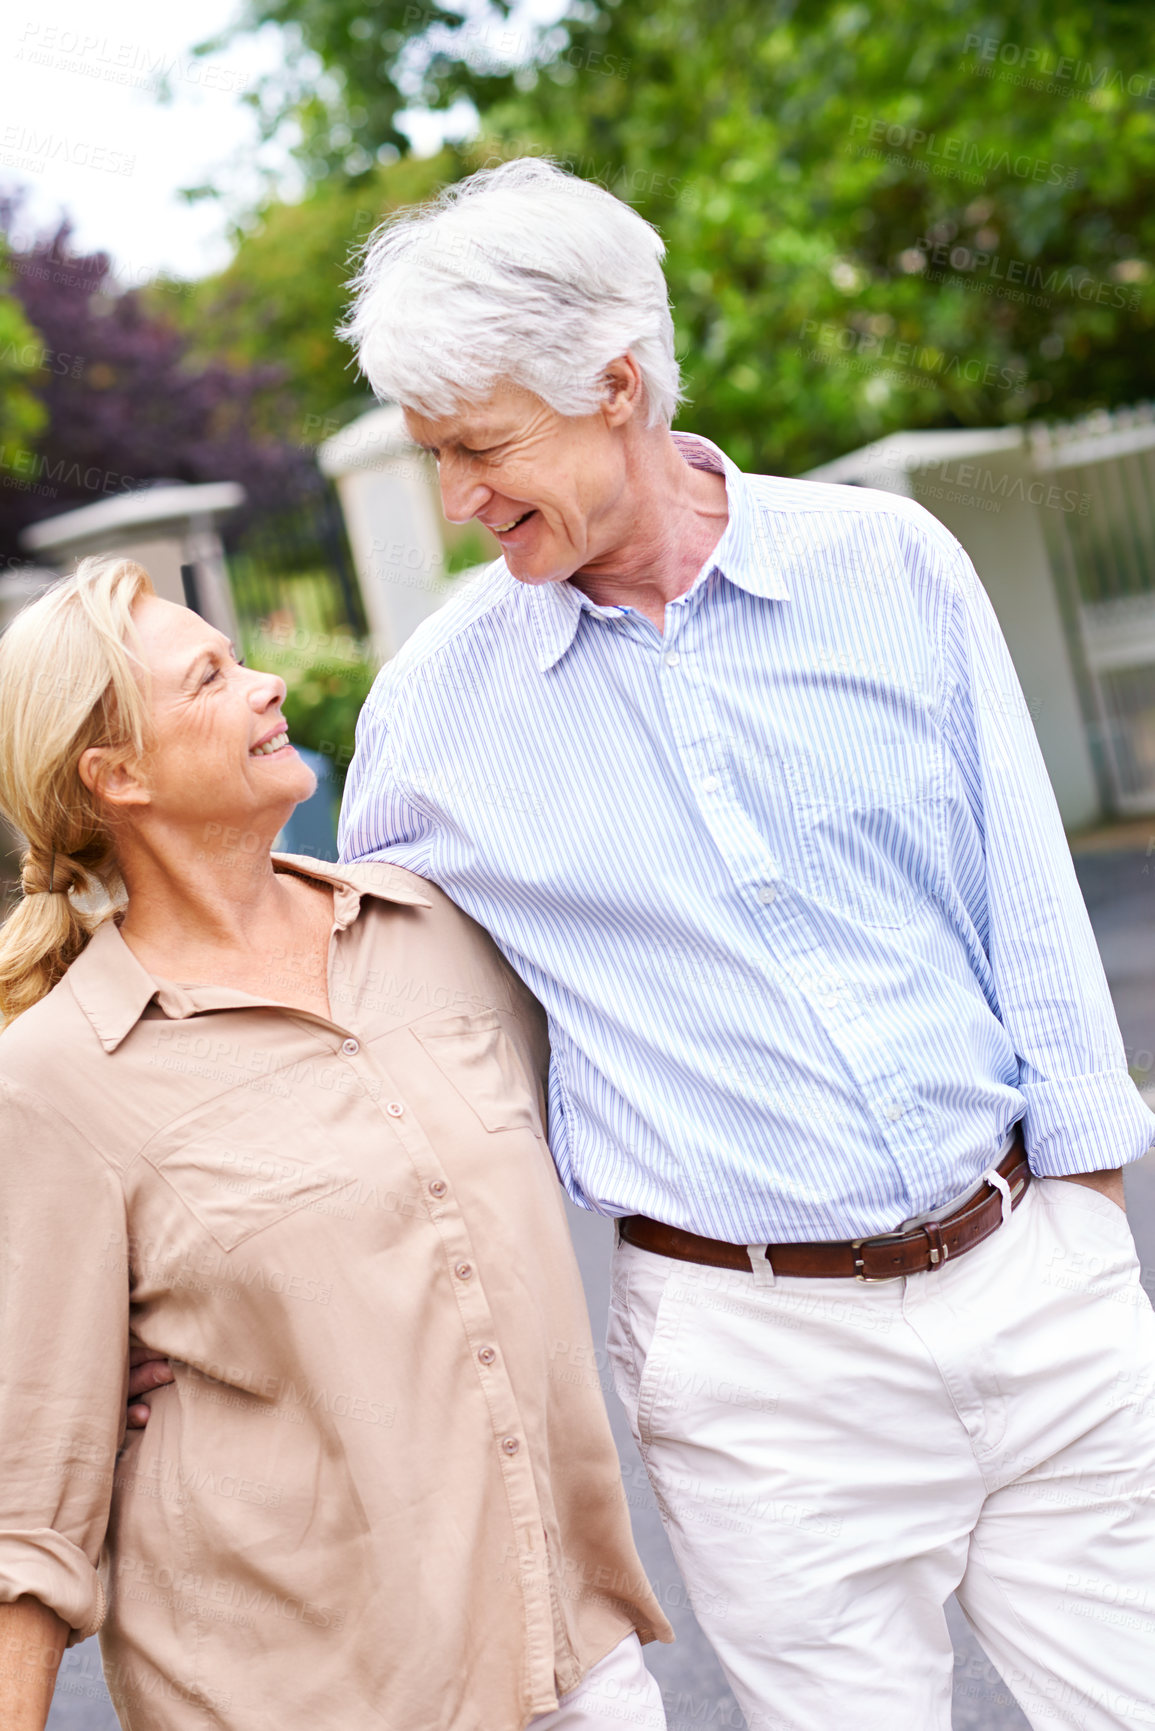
180 638 233 687
181 650 211 687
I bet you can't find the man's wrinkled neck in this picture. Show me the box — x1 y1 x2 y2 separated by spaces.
565 432 729 631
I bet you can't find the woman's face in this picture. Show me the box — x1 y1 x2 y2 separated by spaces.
124 595 315 844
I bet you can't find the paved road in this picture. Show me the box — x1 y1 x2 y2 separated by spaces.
47 847 1155 1729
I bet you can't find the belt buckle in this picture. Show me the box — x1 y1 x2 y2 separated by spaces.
851 1229 912 1283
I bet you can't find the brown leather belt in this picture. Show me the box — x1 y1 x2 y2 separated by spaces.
618 1131 1031 1281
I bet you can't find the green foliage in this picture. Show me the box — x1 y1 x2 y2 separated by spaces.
211 0 1155 473
169 152 457 442
207 0 510 177
444 518 495 574
471 0 1155 473
243 621 378 782
0 245 50 491
233 569 378 780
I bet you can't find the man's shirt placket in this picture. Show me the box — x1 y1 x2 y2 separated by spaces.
648 571 933 1205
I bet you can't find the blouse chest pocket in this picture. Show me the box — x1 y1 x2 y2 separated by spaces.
143 1091 358 1252
781 746 943 929
411 1010 542 1135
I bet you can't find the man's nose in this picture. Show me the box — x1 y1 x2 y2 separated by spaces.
438 453 491 524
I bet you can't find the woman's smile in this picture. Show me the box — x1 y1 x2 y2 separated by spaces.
249 727 294 758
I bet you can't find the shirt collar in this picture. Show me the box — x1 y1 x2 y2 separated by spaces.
66 853 432 1053
525 431 791 672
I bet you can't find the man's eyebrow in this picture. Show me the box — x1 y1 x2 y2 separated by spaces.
417 430 504 453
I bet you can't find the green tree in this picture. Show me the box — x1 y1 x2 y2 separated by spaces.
171 150 456 441
206 0 1155 473
205 0 495 176
0 238 50 522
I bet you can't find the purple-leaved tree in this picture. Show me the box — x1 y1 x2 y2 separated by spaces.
0 202 320 566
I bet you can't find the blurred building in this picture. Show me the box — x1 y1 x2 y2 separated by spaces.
808 405 1155 830
17 480 243 643
319 404 495 661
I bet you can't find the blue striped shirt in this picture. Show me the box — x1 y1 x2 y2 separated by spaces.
339 432 1155 1241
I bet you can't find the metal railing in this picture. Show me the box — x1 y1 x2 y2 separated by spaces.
224 483 368 642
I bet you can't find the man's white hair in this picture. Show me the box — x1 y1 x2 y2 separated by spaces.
340 157 683 428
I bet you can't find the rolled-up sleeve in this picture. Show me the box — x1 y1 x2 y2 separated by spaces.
938 545 1155 1176
0 1079 128 1639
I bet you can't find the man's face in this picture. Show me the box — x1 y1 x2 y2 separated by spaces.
403 380 632 586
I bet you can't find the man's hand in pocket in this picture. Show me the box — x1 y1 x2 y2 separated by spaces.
1057 1166 1127 1212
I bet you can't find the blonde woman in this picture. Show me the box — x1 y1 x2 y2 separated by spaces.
0 557 670 1731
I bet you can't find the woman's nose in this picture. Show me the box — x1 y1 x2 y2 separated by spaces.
247 665 287 710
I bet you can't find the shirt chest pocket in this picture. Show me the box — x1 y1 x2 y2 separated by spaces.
781 747 943 928
411 1010 543 1135
143 1092 359 1252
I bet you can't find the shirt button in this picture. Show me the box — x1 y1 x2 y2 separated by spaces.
455 1261 473 1280
885 1103 905 1121
429 1179 448 1198
386 1101 404 1118
701 775 720 793
501 1436 520 1455
757 885 777 905
478 1346 496 1365
341 1038 359 1056
664 651 680 667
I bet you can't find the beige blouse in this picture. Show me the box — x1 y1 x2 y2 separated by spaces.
0 855 670 1729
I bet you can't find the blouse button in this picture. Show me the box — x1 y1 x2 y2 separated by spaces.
478 1346 496 1366
386 1101 404 1118
455 1261 473 1281
341 1038 359 1056
429 1179 448 1198
501 1436 520 1455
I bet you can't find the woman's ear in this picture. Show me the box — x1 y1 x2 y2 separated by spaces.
601 353 644 427
78 747 151 810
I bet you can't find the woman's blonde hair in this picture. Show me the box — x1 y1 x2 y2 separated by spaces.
0 556 155 1022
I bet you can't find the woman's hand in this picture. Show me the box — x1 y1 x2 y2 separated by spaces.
0 1596 68 1731
126 1343 174 1429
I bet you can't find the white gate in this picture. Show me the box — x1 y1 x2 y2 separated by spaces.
1035 408 1155 815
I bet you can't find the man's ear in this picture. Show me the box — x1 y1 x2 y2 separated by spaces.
78 747 151 810
600 353 644 428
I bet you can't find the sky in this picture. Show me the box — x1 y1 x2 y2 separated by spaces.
0 0 307 282
0 0 490 287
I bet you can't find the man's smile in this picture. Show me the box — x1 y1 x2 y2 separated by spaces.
487 509 536 536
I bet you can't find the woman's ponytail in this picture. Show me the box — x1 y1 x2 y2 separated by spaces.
0 557 154 1023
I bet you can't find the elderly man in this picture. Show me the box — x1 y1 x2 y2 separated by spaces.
336 158 1155 1729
